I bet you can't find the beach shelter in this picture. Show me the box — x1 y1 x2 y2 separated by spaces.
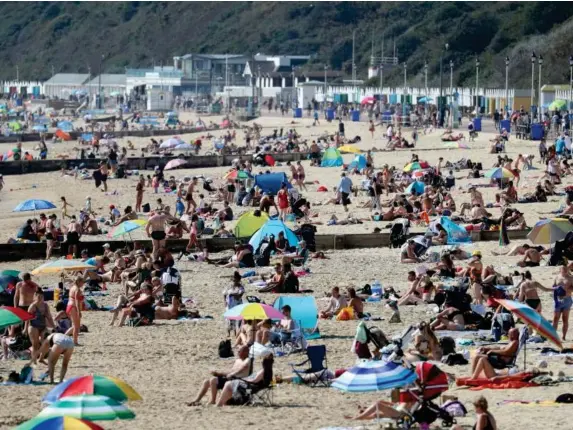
405 181 425 195
234 210 269 238
274 296 320 340
254 172 291 195
548 99 567 111
249 219 299 251
347 154 367 171
56 121 73 132
321 147 343 167
436 216 471 244
8 122 22 131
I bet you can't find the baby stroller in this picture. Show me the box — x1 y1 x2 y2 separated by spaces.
389 218 410 248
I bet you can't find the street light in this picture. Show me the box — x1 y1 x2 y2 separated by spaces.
403 63 407 93
97 54 105 109
475 56 480 116
423 61 428 96
379 63 384 93
449 60 454 127
439 43 449 127
569 56 573 113
505 56 510 114
538 55 543 119
324 65 328 107
531 52 536 115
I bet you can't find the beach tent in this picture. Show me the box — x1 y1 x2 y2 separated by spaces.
234 210 270 238
249 219 299 251
405 181 425 195
347 154 367 171
274 296 320 340
321 147 343 167
56 121 73 132
254 172 292 195
431 216 471 244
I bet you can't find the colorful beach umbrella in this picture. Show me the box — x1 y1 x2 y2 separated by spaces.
361 96 376 105
31 259 95 275
528 218 573 244
224 303 285 321
484 167 515 179
411 170 425 179
496 299 562 349
338 144 362 154
331 360 417 393
0 271 20 293
107 220 146 239
444 141 470 149
15 416 103 430
164 159 187 170
403 161 429 172
38 395 135 421
224 169 253 181
548 99 567 111
159 137 183 149
0 306 34 329
43 375 142 404
13 199 56 212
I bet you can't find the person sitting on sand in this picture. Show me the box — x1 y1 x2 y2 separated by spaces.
110 283 155 327
400 240 421 264
220 242 255 269
217 354 274 407
319 286 348 319
257 263 285 293
187 345 250 406
471 328 519 379
516 244 543 267
398 271 434 306
430 303 466 331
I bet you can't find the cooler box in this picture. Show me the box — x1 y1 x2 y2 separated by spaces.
500 119 511 132
473 117 482 132
293 108 302 118
531 123 544 140
351 110 360 122
326 108 334 121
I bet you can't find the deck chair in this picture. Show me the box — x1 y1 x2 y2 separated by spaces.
241 380 274 407
272 320 307 356
496 326 528 370
290 345 329 387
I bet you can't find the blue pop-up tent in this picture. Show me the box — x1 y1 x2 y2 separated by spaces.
431 216 471 244
56 121 73 132
254 172 292 195
405 181 425 195
249 219 299 251
347 154 367 171
321 147 343 167
274 296 320 340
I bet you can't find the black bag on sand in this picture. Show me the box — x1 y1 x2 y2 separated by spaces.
218 339 233 358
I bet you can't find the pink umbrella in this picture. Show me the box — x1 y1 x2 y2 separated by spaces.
164 159 187 170
412 170 425 179
361 96 376 105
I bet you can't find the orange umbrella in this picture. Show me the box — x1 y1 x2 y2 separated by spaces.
55 129 72 141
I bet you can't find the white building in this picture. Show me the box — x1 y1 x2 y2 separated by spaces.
43 73 90 98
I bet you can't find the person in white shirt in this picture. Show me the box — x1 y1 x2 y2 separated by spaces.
319 286 348 318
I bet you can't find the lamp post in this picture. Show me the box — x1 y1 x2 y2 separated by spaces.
475 56 480 116
531 52 536 117
505 56 510 114
291 66 296 109
424 61 428 97
439 43 449 127
403 63 407 93
324 65 328 107
538 55 543 120
379 63 384 93
449 60 454 127
569 56 573 113
97 54 105 109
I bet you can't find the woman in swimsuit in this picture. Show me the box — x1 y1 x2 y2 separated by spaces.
35 333 75 384
66 276 85 345
28 288 54 365
471 396 497 430
296 161 307 191
436 253 456 278
517 271 552 312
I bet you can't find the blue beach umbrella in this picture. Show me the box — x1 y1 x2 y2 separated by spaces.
405 181 425 195
331 360 417 393
13 199 56 212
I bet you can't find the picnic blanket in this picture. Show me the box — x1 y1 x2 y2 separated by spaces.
456 372 538 390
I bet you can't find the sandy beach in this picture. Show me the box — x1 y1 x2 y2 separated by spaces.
1 114 572 430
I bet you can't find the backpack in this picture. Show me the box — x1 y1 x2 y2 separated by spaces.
218 339 234 358
439 336 456 356
283 272 299 293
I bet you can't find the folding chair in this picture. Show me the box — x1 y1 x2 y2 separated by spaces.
242 381 274 407
273 321 307 356
290 345 329 387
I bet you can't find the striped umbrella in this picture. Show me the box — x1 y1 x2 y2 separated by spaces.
43 375 142 404
224 169 253 181
107 220 146 239
15 416 103 430
223 303 285 321
31 259 95 275
38 395 135 421
528 218 573 244
331 360 417 393
0 306 34 329
484 167 515 179
496 299 562 349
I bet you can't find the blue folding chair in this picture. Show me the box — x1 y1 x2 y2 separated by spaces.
290 345 329 387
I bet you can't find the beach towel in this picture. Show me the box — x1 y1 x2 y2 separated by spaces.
456 372 538 390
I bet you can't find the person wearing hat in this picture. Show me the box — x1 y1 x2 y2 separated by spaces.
102 243 114 260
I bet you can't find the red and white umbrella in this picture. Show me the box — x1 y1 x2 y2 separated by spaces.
164 159 187 170
361 96 376 105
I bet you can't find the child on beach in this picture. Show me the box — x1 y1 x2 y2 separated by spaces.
175 197 185 218
60 197 73 219
109 205 121 223
152 174 159 194
84 196 93 215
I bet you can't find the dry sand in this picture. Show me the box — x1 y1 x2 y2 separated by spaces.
1 115 572 430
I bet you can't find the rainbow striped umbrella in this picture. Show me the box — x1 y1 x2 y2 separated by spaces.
43 375 142 404
331 360 417 392
0 306 34 329
224 303 285 321
484 167 515 179
31 259 95 275
528 218 573 244
15 416 103 430
108 220 146 238
496 299 562 349
38 395 135 421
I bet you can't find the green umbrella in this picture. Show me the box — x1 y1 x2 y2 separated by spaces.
0 270 21 278
548 99 567 111
38 395 135 421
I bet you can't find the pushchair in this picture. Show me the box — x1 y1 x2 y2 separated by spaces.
389 218 410 248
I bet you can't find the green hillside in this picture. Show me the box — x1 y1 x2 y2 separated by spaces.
2 1 573 88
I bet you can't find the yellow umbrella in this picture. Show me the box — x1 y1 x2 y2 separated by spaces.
338 144 362 154
32 259 95 275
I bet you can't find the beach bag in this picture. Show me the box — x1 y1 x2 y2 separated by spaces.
336 307 355 321
142 203 150 213
443 400 468 417
218 339 234 358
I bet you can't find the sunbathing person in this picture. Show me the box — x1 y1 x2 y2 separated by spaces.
406 322 442 362
516 244 543 267
345 399 414 420
216 354 274 407
235 319 258 347
492 243 548 257
441 132 464 142
430 304 465 331
398 271 433 306
154 296 183 320
187 345 250 406
110 283 155 327
276 368 338 385
471 328 519 379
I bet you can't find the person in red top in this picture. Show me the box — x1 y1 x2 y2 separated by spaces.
277 184 290 221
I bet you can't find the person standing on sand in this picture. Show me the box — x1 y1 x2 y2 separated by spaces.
135 176 145 213
185 177 198 214
99 161 109 192
552 264 573 340
146 209 179 259
338 173 353 212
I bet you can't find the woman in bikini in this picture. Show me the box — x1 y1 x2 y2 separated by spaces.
28 288 55 365
66 276 85 346
296 161 307 191
517 271 552 312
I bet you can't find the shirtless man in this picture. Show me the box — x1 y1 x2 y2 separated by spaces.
185 177 199 214
553 264 573 340
492 244 548 257
135 176 145 213
146 210 179 259
187 345 250 406
99 161 109 192
11 273 40 335
517 244 543 267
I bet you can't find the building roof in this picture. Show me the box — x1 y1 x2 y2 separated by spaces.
541 84 570 92
86 74 127 87
176 53 247 61
44 73 90 86
244 61 277 76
